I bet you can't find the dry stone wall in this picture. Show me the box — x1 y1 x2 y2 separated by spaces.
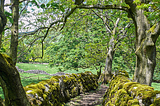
24 71 98 106
102 71 160 106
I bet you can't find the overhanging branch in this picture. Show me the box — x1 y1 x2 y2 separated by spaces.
4 0 29 6
18 4 130 59
91 9 112 34
78 4 129 12
19 27 48 36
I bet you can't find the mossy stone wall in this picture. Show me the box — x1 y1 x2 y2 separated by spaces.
24 71 98 106
102 71 160 106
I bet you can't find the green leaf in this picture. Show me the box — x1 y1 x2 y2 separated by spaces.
60 6 65 12
40 4 45 8
51 3 59 8
8 17 13 24
46 3 50 7
4 11 12 16
0 48 6 53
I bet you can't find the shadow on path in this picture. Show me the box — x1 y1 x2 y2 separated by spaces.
65 84 108 106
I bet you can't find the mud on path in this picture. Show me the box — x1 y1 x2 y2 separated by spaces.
65 85 108 106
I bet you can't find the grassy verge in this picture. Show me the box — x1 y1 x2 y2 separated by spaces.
151 82 160 91
0 63 97 99
0 63 160 99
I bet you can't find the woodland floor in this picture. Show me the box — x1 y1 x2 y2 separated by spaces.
65 84 108 106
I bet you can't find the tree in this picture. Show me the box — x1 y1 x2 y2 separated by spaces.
70 0 160 85
0 0 31 105
47 9 109 71
16 0 159 86
10 0 19 66
30 0 159 85
0 0 5 48
0 54 31 106
125 0 160 86
91 9 132 83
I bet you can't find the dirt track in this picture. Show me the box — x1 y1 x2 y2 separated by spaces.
65 85 108 106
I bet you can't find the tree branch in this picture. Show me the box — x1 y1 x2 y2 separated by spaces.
91 9 112 34
150 21 160 42
4 0 29 6
19 27 48 36
18 36 44 58
19 0 30 16
78 4 129 12
18 4 129 60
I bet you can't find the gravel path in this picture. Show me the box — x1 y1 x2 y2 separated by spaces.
16 66 68 76
65 85 108 106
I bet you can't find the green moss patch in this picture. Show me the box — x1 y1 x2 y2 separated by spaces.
24 71 98 105
102 70 160 106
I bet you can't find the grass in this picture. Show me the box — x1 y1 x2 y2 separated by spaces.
16 63 59 74
0 63 160 99
151 82 160 91
0 63 97 99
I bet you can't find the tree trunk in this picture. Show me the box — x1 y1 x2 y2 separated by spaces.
0 1 30 105
0 76 10 106
0 0 6 35
103 18 120 83
125 0 160 86
104 36 115 83
0 0 4 49
134 9 159 85
10 0 19 66
0 34 2 48
0 54 31 106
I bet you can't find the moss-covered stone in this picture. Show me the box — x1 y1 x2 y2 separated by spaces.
24 71 98 106
102 70 160 106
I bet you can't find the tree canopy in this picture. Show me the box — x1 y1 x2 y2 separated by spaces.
0 0 160 105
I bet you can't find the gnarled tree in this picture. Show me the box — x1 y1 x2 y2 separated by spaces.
125 0 160 85
0 0 31 105
73 0 160 86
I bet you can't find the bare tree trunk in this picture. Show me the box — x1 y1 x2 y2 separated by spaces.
104 36 115 83
126 0 160 86
10 0 19 66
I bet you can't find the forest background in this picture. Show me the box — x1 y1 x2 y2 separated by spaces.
0 0 160 105
1 0 160 84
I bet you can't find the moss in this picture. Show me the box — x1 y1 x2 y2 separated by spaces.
102 70 160 106
152 98 160 106
127 99 139 106
24 71 98 106
1 54 13 67
147 23 156 33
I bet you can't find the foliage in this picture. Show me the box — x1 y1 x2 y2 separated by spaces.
47 9 109 71
153 37 160 81
1 0 160 99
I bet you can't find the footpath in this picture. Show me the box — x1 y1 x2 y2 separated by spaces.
65 85 108 106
